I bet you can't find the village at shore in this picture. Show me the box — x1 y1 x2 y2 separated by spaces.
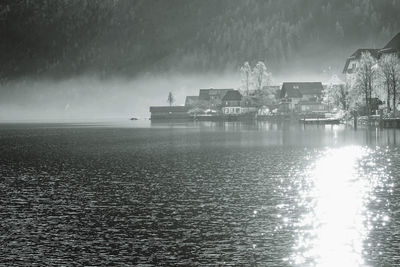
150 32 400 126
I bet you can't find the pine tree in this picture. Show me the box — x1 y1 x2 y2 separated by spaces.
167 92 175 107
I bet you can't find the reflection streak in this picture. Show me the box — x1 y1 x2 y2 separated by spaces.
292 146 372 266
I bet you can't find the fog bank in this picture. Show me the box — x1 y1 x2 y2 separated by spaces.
0 73 239 122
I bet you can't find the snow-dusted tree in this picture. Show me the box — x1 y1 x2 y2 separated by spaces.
323 75 340 106
167 92 175 106
344 74 359 112
240 62 252 96
354 52 378 116
338 83 351 111
252 61 272 92
378 54 400 117
324 75 349 110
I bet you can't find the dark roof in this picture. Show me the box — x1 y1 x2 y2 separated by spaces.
199 89 210 101
343 33 400 73
280 82 323 98
198 88 233 100
185 96 199 105
149 106 188 112
222 90 242 101
262 85 280 90
343 48 380 73
350 48 379 58
381 32 400 53
209 89 233 96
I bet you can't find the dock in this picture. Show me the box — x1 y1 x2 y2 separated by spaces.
300 118 341 124
380 118 400 128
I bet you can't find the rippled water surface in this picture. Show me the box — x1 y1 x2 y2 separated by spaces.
1 121 400 266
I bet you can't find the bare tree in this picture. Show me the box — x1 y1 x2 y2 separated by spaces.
355 52 378 117
379 54 400 117
167 92 175 106
240 62 252 96
252 61 272 92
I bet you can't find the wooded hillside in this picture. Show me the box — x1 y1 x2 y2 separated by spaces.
1 0 399 80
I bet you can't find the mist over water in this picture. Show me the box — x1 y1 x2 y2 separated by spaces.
0 73 236 121
0 70 334 122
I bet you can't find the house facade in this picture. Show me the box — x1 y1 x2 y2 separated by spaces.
343 48 379 74
280 82 326 112
297 101 327 113
198 88 234 109
221 90 244 115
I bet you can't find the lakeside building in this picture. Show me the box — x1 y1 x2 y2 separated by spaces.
149 106 189 120
342 32 399 114
297 101 327 113
279 82 326 113
197 88 234 109
343 32 400 83
343 49 380 75
151 82 327 120
379 32 400 56
221 90 243 115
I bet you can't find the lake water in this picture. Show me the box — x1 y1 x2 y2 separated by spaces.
1 121 400 266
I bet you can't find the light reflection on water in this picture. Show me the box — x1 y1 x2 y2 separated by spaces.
290 146 391 267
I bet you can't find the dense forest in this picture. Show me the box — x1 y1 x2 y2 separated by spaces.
1 0 400 81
